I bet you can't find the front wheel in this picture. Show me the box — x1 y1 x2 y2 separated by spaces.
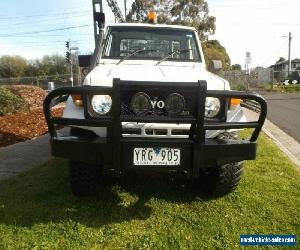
69 161 102 197
196 162 244 197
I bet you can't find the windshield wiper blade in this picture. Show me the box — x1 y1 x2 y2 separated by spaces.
155 49 192 66
116 49 157 65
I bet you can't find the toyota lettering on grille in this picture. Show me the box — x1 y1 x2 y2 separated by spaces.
150 100 165 109
130 92 186 115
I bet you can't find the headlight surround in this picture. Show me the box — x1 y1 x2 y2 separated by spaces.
165 93 185 115
131 92 150 115
205 97 221 118
91 95 112 115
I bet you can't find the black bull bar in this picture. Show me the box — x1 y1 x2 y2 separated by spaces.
44 79 267 178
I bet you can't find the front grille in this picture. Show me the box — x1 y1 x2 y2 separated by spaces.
121 103 135 115
122 127 141 135
120 91 194 116
171 129 190 136
145 129 168 135
119 81 201 138
122 123 191 138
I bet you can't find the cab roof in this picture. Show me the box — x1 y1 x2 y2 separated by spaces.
107 23 197 32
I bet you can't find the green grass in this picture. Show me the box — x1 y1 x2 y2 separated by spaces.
264 83 300 93
0 134 300 249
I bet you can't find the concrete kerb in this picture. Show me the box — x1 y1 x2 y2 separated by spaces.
243 108 300 168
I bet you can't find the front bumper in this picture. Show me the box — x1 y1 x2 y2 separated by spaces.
44 79 267 178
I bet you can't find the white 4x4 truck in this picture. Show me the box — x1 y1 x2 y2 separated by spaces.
44 22 267 197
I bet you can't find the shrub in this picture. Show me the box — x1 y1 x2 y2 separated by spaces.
0 87 28 115
230 81 247 91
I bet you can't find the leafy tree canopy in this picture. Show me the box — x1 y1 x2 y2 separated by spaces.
0 55 68 78
0 55 27 78
127 0 216 40
231 64 242 71
202 40 231 70
276 57 286 63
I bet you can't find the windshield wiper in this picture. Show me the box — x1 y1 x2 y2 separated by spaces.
155 49 192 66
116 49 157 65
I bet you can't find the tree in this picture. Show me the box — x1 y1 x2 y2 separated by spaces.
37 55 68 76
127 0 216 40
276 57 286 63
0 55 27 78
0 54 69 81
231 64 242 71
202 40 231 70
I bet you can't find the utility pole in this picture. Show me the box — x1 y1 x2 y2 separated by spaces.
71 46 79 85
70 61 74 87
288 32 292 77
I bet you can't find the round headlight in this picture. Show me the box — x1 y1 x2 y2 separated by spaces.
205 97 221 118
91 95 112 115
131 92 150 115
165 93 185 115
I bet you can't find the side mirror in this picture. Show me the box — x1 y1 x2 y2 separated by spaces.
94 12 105 29
78 55 92 78
78 55 92 68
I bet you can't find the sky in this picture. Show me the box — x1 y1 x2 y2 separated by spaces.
0 0 300 68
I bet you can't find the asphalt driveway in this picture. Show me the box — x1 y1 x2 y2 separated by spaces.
0 134 52 182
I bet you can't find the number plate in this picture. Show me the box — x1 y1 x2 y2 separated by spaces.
133 147 180 166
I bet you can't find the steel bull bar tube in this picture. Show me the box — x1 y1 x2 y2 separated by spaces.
44 78 267 178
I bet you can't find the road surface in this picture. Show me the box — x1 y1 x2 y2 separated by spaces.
263 92 300 143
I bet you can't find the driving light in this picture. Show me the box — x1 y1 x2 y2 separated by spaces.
205 97 221 118
131 92 150 115
165 93 185 115
91 95 112 115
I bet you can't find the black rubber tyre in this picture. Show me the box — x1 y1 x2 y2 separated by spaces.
196 132 243 197
197 162 244 197
69 161 102 197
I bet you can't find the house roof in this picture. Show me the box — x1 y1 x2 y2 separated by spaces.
270 58 300 68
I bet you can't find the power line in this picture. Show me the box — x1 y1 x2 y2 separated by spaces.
0 12 91 29
210 3 300 9
1 33 94 38
0 9 91 20
1 41 92 49
0 4 92 17
2 38 93 45
258 41 287 66
218 22 300 26
0 24 93 37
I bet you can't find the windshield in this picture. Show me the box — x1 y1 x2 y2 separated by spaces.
103 26 201 62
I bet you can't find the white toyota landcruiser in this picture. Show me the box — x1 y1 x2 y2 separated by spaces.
44 22 267 197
